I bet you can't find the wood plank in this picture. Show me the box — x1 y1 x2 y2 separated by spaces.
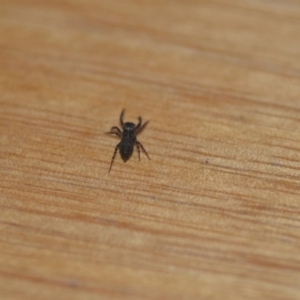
0 1 300 299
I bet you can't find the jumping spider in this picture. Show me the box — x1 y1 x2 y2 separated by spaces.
107 109 151 172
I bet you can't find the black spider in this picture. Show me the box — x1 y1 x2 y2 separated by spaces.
107 109 151 172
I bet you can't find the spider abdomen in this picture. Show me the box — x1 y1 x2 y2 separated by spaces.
119 140 134 161
120 124 136 161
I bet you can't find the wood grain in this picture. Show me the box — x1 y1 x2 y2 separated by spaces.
1 0 300 299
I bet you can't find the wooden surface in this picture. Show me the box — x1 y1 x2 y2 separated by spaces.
1 1 300 299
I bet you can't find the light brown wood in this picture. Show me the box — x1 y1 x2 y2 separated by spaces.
1 1 300 299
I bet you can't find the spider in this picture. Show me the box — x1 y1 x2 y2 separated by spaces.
107 109 151 172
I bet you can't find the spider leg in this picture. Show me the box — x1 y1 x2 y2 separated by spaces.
136 141 141 161
120 109 125 127
134 117 142 131
110 126 121 133
108 143 120 173
107 126 122 137
135 120 149 135
135 140 151 160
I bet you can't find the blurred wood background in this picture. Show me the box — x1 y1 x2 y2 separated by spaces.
1 0 300 299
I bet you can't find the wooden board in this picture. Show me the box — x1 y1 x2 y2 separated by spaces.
1 1 300 299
